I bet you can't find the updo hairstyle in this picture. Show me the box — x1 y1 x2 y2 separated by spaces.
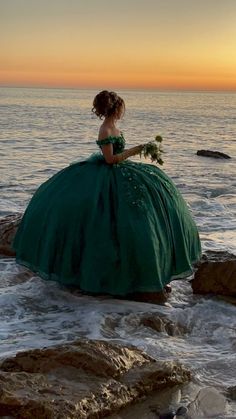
92 90 125 119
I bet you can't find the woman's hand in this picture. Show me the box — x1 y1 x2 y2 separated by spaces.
99 142 144 164
133 144 145 155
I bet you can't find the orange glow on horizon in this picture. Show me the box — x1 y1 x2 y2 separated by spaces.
1 0 236 91
1 68 235 92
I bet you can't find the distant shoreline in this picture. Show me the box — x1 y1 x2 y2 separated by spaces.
0 84 236 94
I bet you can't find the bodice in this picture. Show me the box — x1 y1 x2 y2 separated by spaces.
96 134 125 155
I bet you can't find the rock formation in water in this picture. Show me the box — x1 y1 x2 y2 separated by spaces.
196 150 231 159
0 339 190 418
227 385 236 401
192 250 236 298
0 213 21 256
187 387 226 419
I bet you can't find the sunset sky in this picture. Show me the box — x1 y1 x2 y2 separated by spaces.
1 0 236 90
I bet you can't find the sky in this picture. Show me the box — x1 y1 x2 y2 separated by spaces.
1 0 236 91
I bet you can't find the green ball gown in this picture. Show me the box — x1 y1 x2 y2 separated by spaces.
13 134 201 295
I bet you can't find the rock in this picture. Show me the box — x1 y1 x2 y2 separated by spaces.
187 387 226 418
158 410 176 419
227 385 236 401
217 295 236 305
192 250 236 297
0 214 22 257
140 314 187 336
158 406 188 418
196 150 231 159
111 386 183 418
0 339 190 419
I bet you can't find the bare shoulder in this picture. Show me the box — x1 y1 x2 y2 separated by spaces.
98 124 120 140
98 125 112 141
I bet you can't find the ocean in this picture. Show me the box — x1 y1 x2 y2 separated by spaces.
0 87 236 417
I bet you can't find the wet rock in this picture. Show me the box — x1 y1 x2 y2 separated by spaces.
140 314 187 336
0 214 21 257
158 410 176 419
192 250 236 298
101 312 187 342
196 150 231 159
0 259 32 288
0 339 190 419
110 385 183 419
187 387 226 418
217 295 236 305
227 385 236 401
157 406 188 418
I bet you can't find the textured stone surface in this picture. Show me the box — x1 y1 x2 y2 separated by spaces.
187 387 226 419
196 150 231 159
227 385 236 401
0 214 21 256
192 251 236 297
0 339 190 419
140 314 188 336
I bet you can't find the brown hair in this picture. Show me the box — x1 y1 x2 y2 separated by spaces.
92 90 125 119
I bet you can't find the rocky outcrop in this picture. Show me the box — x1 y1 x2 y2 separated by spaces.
196 150 231 159
192 251 236 298
187 387 226 419
0 339 190 418
140 314 188 336
0 213 21 256
227 385 236 401
101 312 188 341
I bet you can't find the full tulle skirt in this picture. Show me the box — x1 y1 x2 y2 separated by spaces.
13 154 201 295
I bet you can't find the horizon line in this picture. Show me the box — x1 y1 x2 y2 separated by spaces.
0 83 236 94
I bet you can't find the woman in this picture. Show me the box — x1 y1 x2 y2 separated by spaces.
13 90 201 301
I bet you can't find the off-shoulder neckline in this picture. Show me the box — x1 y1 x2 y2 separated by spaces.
96 133 124 144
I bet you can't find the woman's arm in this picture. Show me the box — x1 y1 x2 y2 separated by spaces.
101 143 144 164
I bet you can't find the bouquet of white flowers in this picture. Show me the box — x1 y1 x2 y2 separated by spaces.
141 135 164 165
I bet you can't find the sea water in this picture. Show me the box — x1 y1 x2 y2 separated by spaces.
0 87 236 417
